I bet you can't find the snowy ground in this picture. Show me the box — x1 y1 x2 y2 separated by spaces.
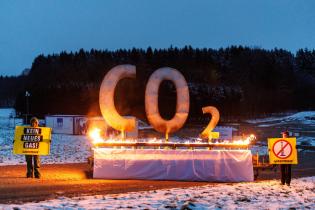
1 109 315 209
246 111 315 125
1 176 314 209
0 108 15 118
0 121 92 165
1 110 315 165
245 111 315 146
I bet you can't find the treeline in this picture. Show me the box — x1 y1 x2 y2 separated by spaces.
2 46 315 121
0 75 26 107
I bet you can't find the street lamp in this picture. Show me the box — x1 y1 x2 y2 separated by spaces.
25 91 31 124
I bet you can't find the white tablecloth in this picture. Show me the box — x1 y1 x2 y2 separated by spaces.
93 149 254 182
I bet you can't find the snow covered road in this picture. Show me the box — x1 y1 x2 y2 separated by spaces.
2 176 314 210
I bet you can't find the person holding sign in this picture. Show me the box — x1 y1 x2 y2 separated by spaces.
25 117 41 178
280 130 292 186
13 117 52 177
268 130 298 186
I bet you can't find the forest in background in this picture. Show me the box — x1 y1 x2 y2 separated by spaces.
1 46 315 122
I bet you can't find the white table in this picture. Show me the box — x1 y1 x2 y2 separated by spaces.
93 149 254 182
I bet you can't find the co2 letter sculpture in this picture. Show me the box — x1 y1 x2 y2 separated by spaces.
145 67 189 139
99 64 136 133
200 106 220 140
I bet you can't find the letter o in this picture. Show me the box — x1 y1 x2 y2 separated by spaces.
145 67 189 135
99 64 136 132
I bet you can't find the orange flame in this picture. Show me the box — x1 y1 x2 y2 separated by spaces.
232 134 256 145
88 127 105 144
87 126 256 147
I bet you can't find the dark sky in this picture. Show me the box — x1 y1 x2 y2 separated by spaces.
1 0 314 76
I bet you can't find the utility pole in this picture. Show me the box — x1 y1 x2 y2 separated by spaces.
25 91 31 124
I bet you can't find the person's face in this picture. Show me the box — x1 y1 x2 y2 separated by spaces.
31 121 39 127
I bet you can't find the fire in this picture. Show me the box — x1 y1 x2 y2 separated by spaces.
87 126 256 148
87 127 138 145
232 134 256 145
88 128 105 144
232 139 250 145
205 134 256 145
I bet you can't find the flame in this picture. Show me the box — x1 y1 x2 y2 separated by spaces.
206 134 256 145
88 127 105 144
231 134 256 145
232 139 250 145
87 126 256 148
88 127 137 145
148 138 162 143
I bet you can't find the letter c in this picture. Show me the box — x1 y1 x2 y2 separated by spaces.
99 65 136 132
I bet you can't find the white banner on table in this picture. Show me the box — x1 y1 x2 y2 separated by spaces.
93 149 254 182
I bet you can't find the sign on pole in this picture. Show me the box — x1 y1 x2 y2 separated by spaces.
13 126 52 155
268 137 298 164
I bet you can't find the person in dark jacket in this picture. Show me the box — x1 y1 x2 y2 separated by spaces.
280 130 291 186
25 117 41 178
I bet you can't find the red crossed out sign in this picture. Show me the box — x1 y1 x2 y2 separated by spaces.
272 139 292 159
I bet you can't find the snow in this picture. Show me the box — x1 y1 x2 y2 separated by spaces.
0 108 15 118
0 109 315 208
246 111 315 126
1 109 315 165
1 176 314 209
244 111 315 147
298 136 315 147
0 111 92 165
0 130 92 166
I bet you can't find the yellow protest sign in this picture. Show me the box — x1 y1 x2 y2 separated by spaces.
268 137 298 164
13 126 52 155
